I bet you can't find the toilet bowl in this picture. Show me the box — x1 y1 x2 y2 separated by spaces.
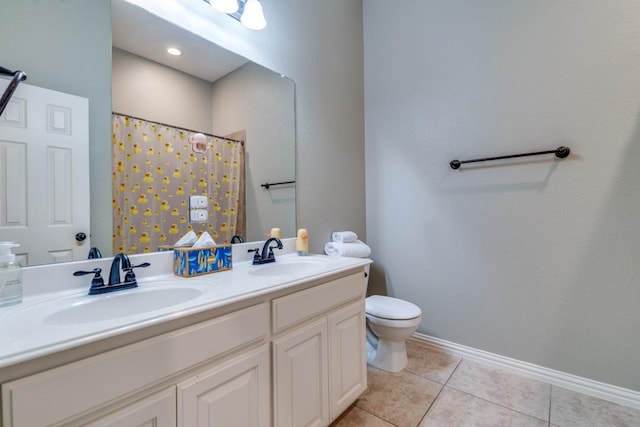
364 265 422 373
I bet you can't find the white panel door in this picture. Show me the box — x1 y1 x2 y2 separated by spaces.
273 317 329 427
0 82 90 266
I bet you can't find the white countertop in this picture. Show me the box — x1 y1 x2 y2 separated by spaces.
0 243 370 369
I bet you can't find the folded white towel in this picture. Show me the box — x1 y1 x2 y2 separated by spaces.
324 240 371 258
332 231 358 243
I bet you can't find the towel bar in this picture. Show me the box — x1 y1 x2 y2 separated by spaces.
261 180 295 189
450 146 570 170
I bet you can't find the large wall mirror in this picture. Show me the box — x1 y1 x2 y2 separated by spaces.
0 0 295 266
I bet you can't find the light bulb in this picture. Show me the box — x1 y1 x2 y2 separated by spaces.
240 0 266 30
209 0 238 14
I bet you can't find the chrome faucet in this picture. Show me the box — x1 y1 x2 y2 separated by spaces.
74 253 150 295
248 237 283 265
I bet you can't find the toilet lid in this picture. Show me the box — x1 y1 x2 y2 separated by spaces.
366 295 422 320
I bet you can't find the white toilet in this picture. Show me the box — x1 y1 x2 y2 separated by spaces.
364 265 422 373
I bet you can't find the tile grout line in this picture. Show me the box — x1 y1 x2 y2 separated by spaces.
415 357 464 426
382 368 443 427
548 384 554 427
443 380 551 424
444 356 464 385
355 405 400 427
447 357 551 425
415 384 445 426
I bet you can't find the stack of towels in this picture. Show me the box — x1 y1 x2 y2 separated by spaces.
324 231 371 258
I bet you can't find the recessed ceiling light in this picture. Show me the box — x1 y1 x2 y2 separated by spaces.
167 47 182 56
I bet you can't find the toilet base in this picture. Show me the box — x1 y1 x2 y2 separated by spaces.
366 329 409 373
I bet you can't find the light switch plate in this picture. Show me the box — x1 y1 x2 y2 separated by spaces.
190 209 208 222
190 195 208 209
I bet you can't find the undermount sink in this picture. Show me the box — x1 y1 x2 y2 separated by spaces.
248 256 332 277
44 287 202 325
35 279 213 325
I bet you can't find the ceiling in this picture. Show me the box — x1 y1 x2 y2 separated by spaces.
111 0 248 83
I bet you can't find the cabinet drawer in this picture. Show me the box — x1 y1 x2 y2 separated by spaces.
2 303 268 427
272 272 364 334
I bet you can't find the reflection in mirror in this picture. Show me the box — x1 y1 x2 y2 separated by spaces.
0 0 295 266
113 0 295 256
111 114 246 253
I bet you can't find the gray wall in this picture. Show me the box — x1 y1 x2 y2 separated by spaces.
211 62 296 241
112 48 213 131
256 0 366 250
364 0 640 391
0 0 112 256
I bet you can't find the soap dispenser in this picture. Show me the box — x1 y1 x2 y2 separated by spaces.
0 242 22 307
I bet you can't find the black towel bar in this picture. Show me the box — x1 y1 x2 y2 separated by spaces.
261 180 295 189
450 146 570 170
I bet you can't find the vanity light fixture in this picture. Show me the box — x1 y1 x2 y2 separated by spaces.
167 47 182 56
209 0 238 14
203 0 267 30
240 0 267 30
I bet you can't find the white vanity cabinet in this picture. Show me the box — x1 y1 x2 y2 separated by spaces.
272 272 367 426
1 303 269 427
1 265 368 427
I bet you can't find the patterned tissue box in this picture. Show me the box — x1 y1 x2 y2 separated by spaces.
170 245 232 277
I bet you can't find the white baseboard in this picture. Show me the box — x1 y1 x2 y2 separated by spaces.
411 332 640 411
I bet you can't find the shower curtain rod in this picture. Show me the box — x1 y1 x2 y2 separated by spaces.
449 146 570 170
112 111 245 144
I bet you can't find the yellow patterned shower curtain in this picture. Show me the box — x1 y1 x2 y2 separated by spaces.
112 114 245 254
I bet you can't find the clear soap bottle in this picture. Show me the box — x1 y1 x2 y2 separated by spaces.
0 242 22 307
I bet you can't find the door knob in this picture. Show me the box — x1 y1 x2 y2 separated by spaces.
75 232 87 242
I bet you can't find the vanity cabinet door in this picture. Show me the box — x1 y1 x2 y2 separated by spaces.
328 300 367 420
177 345 270 427
83 387 176 427
273 317 329 427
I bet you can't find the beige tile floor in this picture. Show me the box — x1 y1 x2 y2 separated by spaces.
331 340 640 427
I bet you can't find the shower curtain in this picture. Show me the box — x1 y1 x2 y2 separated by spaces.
112 114 245 254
